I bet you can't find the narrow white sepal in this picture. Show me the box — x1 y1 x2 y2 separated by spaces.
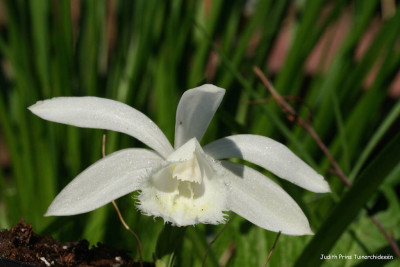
29 97 173 158
204 134 330 193
174 84 225 149
45 149 163 216
221 161 313 236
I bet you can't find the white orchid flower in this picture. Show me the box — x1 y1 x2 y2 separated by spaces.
29 84 330 236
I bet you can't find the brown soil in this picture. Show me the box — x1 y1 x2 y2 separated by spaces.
0 219 150 267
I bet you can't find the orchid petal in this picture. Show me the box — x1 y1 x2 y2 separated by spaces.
221 161 313 235
204 134 330 193
174 84 225 148
45 149 163 216
29 97 173 158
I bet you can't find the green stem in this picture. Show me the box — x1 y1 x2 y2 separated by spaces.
154 224 186 267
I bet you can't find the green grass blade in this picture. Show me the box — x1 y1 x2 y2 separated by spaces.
349 100 400 181
295 133 400 267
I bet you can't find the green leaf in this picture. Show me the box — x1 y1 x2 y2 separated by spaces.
295 133 400 267
155 224 186 267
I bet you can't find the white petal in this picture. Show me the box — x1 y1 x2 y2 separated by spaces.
221 161 313 235
203 134 330 193
45 149 163 216
29 97 173 158
174 84 225 148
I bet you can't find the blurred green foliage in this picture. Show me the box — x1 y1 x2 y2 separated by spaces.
0 0 399 266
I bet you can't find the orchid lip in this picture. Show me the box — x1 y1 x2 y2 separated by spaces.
137 137 228 226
